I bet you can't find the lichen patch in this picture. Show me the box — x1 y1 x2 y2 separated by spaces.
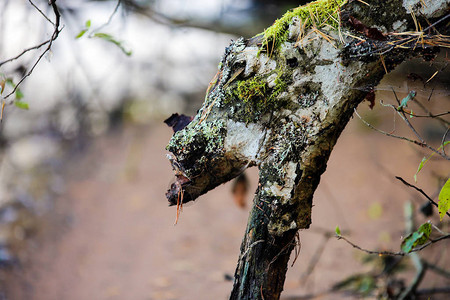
224 120 268 162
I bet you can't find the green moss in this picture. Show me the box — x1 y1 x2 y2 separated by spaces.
235 76 267 106
260 0 346 54
271 70 287 100
225 72 288 123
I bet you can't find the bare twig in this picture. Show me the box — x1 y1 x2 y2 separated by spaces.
404 111 450 118
354 108 426 147
28 0 54 26
0 38 52 68
1 0 61 101
399 252 427 299
413 92 450 127
423 260 450 279
416 286 450 295
441 127 449 157
300 235 330 283
89 0 121 37
267 234 299 271
241 240 264 260
395 176 450 217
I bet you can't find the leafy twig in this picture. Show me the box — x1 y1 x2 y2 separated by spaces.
395 176 450 217
336 233 450 256
390 88 449 160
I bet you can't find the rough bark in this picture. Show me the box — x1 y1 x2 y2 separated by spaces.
165 0 450 299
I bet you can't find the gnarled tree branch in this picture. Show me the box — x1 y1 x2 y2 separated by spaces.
164 0 450 299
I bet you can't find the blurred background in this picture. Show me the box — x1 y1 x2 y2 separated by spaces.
0 0 448 299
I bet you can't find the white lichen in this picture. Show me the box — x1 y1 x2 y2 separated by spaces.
224 120 269 162
267 161 298 200
403 0 450 18
392 19 408 32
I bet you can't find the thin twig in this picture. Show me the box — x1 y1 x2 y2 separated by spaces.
241 240 264 260
390 88 449 160
395 176 450 217
441 127 449 156
300 235 330 283
336 233 450 256
416 286 450 295
89 0 121 37
412 94 450 126
354 109 426 147
422 260 450 279
2 0 61 101
405 111 450 118
267 234 298 271
28 0 54 25
0 38 52 68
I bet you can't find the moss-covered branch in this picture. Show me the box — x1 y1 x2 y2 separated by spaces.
165 0 450 298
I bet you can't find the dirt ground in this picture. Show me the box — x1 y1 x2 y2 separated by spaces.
1 105 449 299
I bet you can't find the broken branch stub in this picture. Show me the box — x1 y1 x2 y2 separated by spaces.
165 0 449 298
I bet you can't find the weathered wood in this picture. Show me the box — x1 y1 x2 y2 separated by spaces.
165 0 449 298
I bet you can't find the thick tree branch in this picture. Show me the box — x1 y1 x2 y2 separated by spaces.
164 0 450 299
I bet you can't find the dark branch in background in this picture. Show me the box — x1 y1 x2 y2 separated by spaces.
390 89 449 160
413 89 450 127
88 0 121 37
28 0 55 26
416 286 450 296
442 127 449 156
395 176 450 217
0 0 61 101
423 259 450 279
354 108 428 147
404 111 450 118
115 0 306 37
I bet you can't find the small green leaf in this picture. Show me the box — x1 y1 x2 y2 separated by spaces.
398 90 416 110
401 222 432 253
75 29 88 39
75 20 91 39
438 178 450 221
93 32 132 56
335 225 341 235
414 141 449 182
15 89 24 100
14 101 29 110
414 156 427 182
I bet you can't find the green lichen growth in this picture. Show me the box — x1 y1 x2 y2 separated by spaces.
260 0 346 54
166 119 226 159
226 73 288 123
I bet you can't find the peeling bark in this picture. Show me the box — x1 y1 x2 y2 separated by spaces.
165 0 450 299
